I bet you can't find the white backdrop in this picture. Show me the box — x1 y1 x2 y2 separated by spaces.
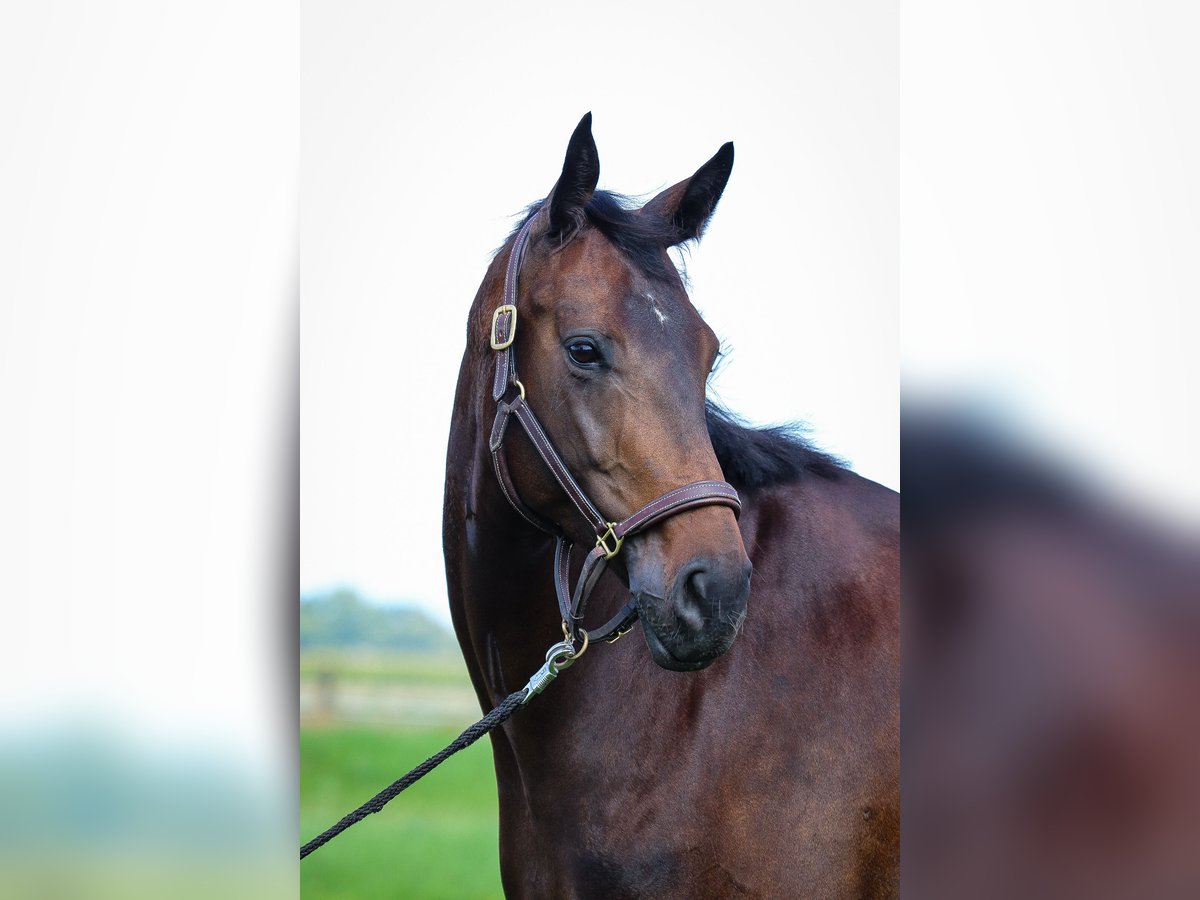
301 1 899 622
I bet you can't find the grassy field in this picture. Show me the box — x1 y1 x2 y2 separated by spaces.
301 724 503 899
300 644 504 899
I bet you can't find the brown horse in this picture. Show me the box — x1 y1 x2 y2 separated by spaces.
443 114 899 898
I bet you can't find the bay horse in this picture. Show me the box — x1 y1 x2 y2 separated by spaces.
443 114 899 898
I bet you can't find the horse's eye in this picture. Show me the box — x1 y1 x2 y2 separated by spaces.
566 340 601 367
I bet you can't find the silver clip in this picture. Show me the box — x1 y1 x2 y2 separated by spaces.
520 639 579 704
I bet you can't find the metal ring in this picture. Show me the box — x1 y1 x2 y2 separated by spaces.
544 639 576 675
567 627 589 661
559 620 589 662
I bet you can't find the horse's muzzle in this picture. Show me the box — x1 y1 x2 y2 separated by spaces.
637 554 752 671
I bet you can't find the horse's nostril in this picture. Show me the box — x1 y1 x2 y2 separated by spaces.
677 565 711 629
674 558 750 627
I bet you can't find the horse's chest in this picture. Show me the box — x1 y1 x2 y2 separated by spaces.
513 750 892 899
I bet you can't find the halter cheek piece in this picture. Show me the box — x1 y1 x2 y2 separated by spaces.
488 213 742 646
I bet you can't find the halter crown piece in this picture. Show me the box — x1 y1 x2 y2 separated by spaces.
487 212 743 645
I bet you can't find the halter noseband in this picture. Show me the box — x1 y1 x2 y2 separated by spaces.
487 213 742 645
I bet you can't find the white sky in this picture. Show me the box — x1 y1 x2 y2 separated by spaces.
301 2 900 623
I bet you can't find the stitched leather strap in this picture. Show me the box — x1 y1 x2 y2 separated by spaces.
552 540 638 644
491 215 536 402
614 480 741 539
510 397 608 534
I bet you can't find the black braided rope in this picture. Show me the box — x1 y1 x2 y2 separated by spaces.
300 689 528 859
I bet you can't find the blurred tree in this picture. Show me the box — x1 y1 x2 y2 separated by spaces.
299 590 454 653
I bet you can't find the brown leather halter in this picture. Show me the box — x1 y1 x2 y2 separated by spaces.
488 212 743 647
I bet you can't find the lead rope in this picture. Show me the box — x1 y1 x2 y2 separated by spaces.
300 637 581 859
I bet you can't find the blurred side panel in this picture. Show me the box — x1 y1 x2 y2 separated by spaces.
902 408 1200 898
903 2 1200 896
0 1 296 896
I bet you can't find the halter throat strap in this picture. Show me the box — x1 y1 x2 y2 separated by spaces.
487 212 742 643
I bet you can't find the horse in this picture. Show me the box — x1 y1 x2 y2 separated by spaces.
443 113 899 899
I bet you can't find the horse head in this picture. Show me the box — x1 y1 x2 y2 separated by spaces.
498 114 752 671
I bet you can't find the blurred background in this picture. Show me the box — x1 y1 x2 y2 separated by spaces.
299 590 498 897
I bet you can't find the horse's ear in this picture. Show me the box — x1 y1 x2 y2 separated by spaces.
545 112 600 244
641 142 734 245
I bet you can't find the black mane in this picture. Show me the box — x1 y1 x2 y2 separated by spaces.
504 191 683 282
706 401 846 490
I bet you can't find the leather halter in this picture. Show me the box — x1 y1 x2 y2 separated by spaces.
488 212 742 645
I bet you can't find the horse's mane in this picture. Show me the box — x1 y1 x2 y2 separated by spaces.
502 192 685 282
502 192 848 490
706 401 846 489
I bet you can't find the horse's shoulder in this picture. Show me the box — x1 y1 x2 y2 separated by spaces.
738 471 899 618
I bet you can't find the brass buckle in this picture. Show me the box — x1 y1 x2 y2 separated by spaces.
606 621 634 644
596 522 624 560
490 304 517 350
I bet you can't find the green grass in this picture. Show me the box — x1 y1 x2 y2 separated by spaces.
300 649 472 687
300 725 503 899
